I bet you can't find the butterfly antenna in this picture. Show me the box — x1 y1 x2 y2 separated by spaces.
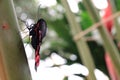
37 4 41 20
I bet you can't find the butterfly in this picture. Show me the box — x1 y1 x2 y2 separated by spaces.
28 18 47 71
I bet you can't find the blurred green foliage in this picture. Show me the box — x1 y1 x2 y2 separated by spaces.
115 0 120 11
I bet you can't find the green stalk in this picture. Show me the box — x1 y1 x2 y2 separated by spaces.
0 0 32 80
109 0 120 44
61 0 96 80
83 0 120 76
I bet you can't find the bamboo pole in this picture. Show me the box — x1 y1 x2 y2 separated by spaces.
0 0 32 80
83 0 120 76
0 51 7 80
109 0 120 41
61 0 96 80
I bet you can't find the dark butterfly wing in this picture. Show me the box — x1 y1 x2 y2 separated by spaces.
37 18 47 39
